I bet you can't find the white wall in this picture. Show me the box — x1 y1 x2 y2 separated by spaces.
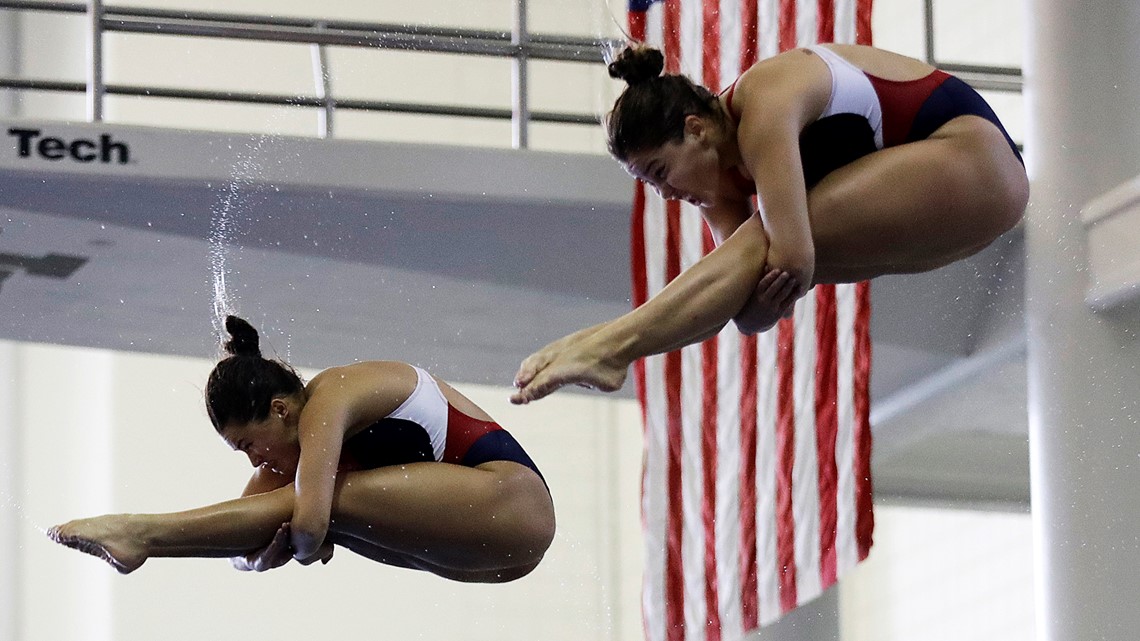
839 506 1035 641
7 340 644 641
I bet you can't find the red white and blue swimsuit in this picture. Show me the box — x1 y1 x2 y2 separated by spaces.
724 45 1022 190
340 365 545 486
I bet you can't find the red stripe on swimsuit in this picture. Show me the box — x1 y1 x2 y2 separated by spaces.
866 70 950 147
441 405 503 465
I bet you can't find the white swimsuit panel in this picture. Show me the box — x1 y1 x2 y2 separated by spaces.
808 45 884 150
384 365 448 461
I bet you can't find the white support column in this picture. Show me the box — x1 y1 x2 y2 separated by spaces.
0 343 19 641
1025 2 1140 641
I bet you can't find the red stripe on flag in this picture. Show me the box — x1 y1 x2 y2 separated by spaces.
738 334 760 630
740 0 759 70
629 7 647 41
853 281 874 560
854 0 875 566
664 0 682 74
856 0 873 45
702 342 720 641
774 318 798 613
778 0 797 53
629 184 652 641
817 0 835 43
631 183 649 424
700 224 721 641
664 200 686 641
814 285 839 587
702 0 721 90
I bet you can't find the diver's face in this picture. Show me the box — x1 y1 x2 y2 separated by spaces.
625 115 721 208
220 398 301 475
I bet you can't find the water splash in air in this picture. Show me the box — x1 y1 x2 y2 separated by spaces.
209 134 275 346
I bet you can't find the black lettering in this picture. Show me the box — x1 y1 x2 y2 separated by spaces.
101 135 129 164
38 137 66 160
6 129 130 164
7 127 40 157
71 139 97 162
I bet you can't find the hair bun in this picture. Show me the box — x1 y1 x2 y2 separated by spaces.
607 45 665 85
223 315 261 357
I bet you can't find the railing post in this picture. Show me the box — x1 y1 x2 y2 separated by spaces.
922 0 936 65
511 0 529 149
86 0 104 122
0 11 17 118
310 22 334 139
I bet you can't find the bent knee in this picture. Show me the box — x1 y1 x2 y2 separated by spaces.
941 117 1029 236
511 483 555 559
483 463 556 558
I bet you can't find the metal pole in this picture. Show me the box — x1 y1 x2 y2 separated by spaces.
511 0 529 149
923 0 935 65
310 22 334 139
0 8 19 117
85 0 103 121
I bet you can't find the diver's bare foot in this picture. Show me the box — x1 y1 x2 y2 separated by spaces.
511 324 629 404
47 515 147 574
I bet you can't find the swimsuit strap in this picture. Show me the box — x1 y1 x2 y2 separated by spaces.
721 79 742 120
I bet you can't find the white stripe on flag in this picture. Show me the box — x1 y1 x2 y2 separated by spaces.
835 0 857 43
680 0 704 79
645 2 665 49
834 284 858 574
755 329 781 626
715 325 743 640
641 195 668 641
791 297 823 602
796 0 819 47
644 194 668 310
719 0 744 90
679 207 707 641
757 0 781 59
642 354 668 641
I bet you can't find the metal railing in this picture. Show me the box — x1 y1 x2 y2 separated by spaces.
0 1 1026 145
922 0 1023 93
0 0 617 147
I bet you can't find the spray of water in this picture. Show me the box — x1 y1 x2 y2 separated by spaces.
208 134 275 348
0 480 50 536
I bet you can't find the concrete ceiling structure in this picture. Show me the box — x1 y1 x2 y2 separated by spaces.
0 120 1031 509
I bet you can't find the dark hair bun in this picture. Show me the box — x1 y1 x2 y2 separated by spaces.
223 315 261 357
608 45 664 85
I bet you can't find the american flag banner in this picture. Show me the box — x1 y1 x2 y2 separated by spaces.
628 1 875 639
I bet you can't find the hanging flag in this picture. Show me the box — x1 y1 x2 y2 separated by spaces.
628 1 875 639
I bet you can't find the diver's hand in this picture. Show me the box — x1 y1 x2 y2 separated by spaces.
732 269 799 335
511 324 630 404
232 522 294 572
